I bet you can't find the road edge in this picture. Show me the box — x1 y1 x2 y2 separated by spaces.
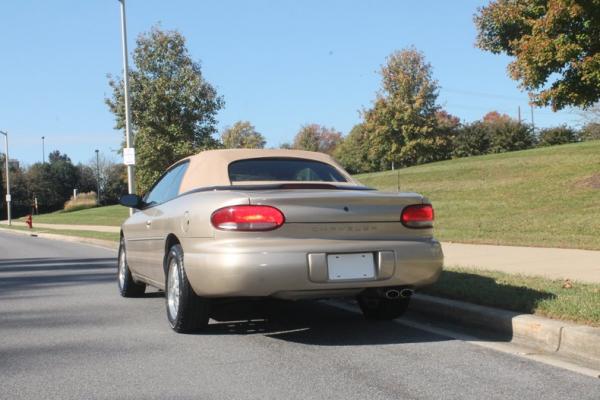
410 294 600 370
0 226 118 251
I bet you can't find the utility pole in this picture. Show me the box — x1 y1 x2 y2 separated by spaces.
530 105 535 134
517 106 521 124
0 131 11 225
118 0 136 210
41 136 45 164
95 149 101 205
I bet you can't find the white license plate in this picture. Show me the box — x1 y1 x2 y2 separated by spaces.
327 253 375 281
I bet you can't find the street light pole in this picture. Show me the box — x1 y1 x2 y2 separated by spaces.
118 0 136 203
41 136 45 163
95 149 101 205
0 131 11 226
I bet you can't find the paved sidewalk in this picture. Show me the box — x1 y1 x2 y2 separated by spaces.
0 221 120 233
443 242 600 284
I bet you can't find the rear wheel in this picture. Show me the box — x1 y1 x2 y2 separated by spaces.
165 244 210 333
357 294 410 320
117 237 146 297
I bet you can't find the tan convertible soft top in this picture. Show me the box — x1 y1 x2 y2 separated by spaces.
178 149 360 194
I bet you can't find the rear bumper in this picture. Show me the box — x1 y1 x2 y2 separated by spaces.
180 237 443 299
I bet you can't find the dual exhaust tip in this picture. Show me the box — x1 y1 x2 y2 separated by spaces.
383 288 414 300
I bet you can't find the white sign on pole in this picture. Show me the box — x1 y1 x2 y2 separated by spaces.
5 194 11 202
123 147 136 166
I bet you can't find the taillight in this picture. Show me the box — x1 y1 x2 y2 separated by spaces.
211 205 285 231
401 204 434 228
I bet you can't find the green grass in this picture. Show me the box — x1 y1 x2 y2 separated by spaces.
423 267 600 326
357 141 600 250
0 225 119 242
19 204 128 227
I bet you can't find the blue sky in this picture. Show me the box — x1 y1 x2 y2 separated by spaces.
0 0 582 165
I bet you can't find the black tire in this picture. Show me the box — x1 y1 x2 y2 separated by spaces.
117 237 146 297
165 244 210 333
357 295 410 320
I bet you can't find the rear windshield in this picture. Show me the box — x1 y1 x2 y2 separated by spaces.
228 158 347 182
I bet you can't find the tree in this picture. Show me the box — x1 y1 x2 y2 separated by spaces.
25 151 80 212
103 163 128 204
8 165 29 217
221 121 266 149
334 124 373 174
433 110 461 159
435 110 460 131
362 48 451 169
538 125 579 146
76 164 97 194
48 150 70 163
106 26 224 193
482 111 511 124
0 157 30 219
292 124 342 155
475 0 600 110
48 151 80 206
26 163 62 213
81 153 128 205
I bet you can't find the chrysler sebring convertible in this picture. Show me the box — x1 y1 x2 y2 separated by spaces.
118 149 443 333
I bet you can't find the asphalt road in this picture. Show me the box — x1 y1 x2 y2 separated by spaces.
1 231 598 400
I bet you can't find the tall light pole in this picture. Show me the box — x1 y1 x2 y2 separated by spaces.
118 0 136 206
95 149 101 205
0 130 11 225
41 136 45 163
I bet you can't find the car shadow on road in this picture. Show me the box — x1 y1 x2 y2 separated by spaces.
0 258 116 273
200 299 451 346
0 257 116 297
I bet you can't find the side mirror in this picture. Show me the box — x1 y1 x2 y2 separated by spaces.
119 194 145 209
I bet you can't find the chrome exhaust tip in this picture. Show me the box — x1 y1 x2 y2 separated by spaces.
384 289 401 300
399 289 414 298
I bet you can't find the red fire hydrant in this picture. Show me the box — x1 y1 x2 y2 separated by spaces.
25 214 33 229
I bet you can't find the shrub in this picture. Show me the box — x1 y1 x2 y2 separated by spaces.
580 122 600 141
488 120 536 153
452 122 490 158
63 192 97 212
538 125 579 146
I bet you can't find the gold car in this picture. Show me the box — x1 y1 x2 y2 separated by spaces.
118 149 443 333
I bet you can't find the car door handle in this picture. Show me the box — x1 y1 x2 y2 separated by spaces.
146 220 152 228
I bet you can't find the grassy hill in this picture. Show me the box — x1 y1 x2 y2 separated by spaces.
357 140 600 250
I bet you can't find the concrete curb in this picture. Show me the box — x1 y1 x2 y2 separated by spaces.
0 226 118 251
411 294 600 369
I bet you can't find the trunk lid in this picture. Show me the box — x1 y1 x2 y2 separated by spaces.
247 189 424 223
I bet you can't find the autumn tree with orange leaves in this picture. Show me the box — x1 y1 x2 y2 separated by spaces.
475 0 600 110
